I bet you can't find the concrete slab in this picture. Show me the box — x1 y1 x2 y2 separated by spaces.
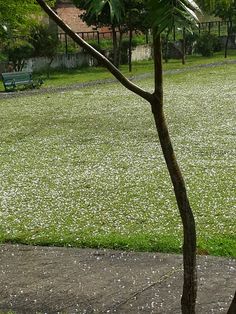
0 244 235 313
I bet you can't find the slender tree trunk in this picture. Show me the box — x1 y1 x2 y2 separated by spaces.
224 21 232 59
117 28 123 68
112 25 118 67
152 33 197 314
182 27 186 65
47 57 54 79
224 35 229 58
164 34 169 63
35 2 198 312
128 27 133 72
227 291 236 314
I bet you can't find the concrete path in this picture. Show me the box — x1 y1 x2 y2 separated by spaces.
1 60 236 101
0 244 235 313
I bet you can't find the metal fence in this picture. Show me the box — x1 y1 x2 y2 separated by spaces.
57 20 233 54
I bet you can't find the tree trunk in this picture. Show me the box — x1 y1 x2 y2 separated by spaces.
47 57 54 79
224 35 229 58
182 27 186 65
35 2 197 312
117 27 123 69
152 33 197 314
164 35 169 63
128 27 132 72
227 291 236 314
112 25 118 67
224 21 232 59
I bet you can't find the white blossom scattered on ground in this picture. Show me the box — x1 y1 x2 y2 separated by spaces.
0 64 235 255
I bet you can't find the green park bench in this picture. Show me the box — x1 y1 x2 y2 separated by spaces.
1 71 43 92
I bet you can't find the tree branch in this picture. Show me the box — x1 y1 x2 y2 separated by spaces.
36 0 153 103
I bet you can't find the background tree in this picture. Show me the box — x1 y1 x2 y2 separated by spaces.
198 0 236 57
0 0 56 68
30 24 60 77
122 0 148 72
73 0 125 67
211 2 236 58
0 0 40 35
73 0 148 69
36 0 235 313
4 40 34 71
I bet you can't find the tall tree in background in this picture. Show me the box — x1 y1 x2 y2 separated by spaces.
73 0 125 67
73 0 148 68
206 0 236 58
122 0 148 72
0 0 55 64
196 0 235 58
36 0 235 313
30 24 60 77
0 0 40 36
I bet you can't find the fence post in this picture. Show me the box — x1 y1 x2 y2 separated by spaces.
146 31 149 44
65 33 68 56
97 31 100 46
208 22 211 33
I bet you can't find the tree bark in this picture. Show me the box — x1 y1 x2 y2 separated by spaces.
117 27 123 68
227 291 236 314
112 25 118 67
36 1 197 313
128 26 133 72
152 34 197 314
224 21 232 59
182 27 186 65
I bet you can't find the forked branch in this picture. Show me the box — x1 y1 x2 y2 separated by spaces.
36 0 152 103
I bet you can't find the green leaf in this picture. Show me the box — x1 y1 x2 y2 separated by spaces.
148 0 201 35
84 0 124 23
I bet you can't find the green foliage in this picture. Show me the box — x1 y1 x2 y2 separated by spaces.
195 32 222 56
82 0 124 23
120 37 138 64
73 0 124 26
30 24 60 59
185 32 199 54
148 0 200 35
57 41 78 54
0 52 7 62
0 0 40 36
5 40 34 71
197 0 235 12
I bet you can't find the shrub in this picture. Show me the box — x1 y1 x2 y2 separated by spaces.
195 32 222 57
6 40 34 71
120 38 138 64
185 32 199 54
30 24 60 59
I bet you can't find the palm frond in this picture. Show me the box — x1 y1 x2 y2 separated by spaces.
84 0 124 23
148 0 201 35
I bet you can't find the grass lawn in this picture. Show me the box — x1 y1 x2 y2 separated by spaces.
43 50 236 86
0 62 235 257
39 50 236 88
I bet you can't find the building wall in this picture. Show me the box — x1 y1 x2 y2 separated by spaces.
132 45 152 62
24 52 95 72
22 44 153 72
55 0 110 34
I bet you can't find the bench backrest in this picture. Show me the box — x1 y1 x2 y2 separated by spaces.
2 71 32 82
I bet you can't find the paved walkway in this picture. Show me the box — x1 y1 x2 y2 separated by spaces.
1 60 236 100
0 244 235 313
